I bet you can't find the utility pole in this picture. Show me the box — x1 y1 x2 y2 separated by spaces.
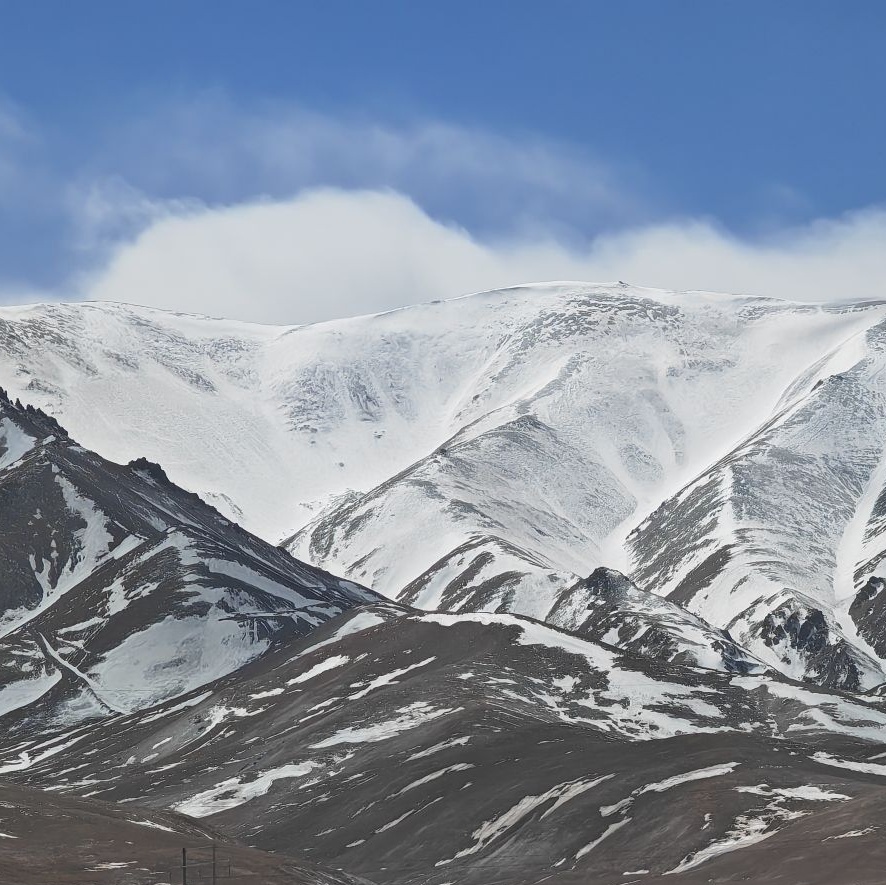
182 847 188 885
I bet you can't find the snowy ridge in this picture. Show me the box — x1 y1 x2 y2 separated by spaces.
629 315 886 687
0 390 380 728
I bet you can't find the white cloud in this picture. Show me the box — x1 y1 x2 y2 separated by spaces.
0 100 29 146
0 93 645 297
80 187 886 324
64 176 201 256
0 99 43 198
81 189 499 323
1 93 884 321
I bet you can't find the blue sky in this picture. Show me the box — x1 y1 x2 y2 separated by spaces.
1 2 885 321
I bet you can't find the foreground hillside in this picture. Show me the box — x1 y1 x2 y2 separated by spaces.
0 782 363 885
6 604 886 884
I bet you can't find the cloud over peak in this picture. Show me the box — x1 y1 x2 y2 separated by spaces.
1 92 885 323
81 187 886 324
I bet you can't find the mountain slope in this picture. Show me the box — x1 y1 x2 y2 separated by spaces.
283 289 886 613
628 317 886 688
5 605 886 884
0 389 378 728
0 781 363 885
12 288 886 883
2 391 886 883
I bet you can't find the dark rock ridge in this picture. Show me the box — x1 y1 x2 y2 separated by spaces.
851 576 886 659
0 389 380 730
548 566 766 674
759 602 862 691
726 591 878 692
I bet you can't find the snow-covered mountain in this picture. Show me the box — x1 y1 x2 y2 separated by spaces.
0 389 378 728
4 284 886 692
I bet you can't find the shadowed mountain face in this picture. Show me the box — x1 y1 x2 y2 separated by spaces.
0 389 379 729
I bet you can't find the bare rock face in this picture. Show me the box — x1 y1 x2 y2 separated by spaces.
548 567 765 674
851 576 886 658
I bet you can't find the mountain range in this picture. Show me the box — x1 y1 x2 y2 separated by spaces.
3 283 886 883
